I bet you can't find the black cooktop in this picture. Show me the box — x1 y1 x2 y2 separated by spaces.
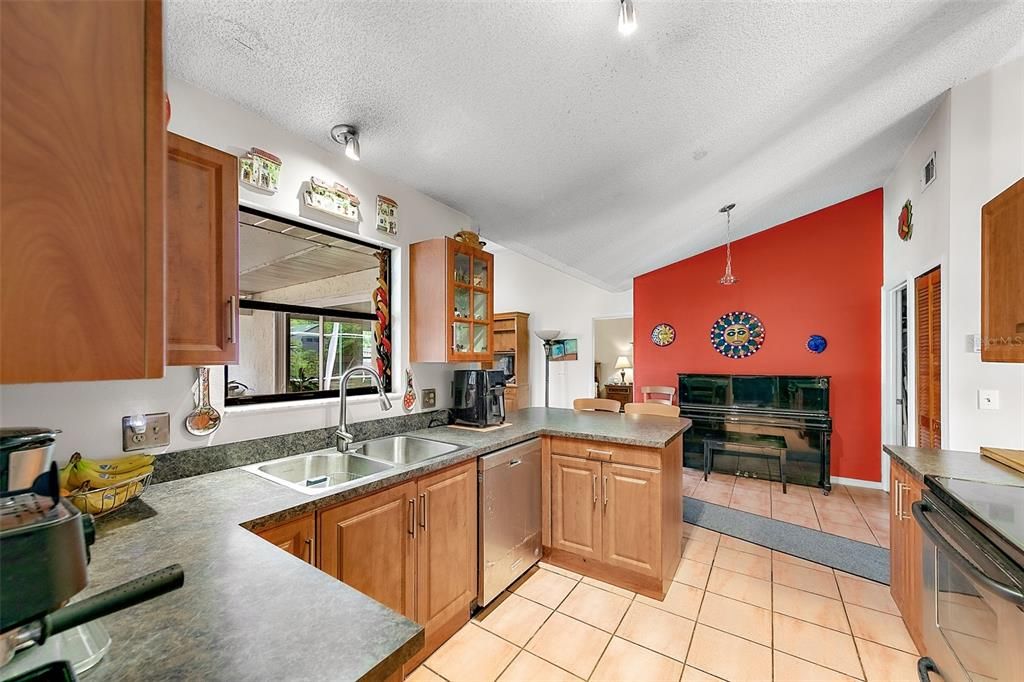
926 476 1024 558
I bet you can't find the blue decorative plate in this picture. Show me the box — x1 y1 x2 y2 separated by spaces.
710 311 765 359
651 323 676 347
807 334 828 353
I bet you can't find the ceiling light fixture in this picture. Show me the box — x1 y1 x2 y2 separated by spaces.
618 0 637 35
718 203 738 286
330 124 361 161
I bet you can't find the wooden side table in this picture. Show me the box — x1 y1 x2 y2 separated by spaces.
604 384 632 411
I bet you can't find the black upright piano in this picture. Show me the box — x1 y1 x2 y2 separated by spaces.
678 373 833 494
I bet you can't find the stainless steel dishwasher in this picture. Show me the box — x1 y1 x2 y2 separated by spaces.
478 438 542 606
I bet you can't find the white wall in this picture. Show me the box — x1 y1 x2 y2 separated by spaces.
0 78 473 462
882 94 951 454
947 56 1024 451
491 245 632 408
594 317 634 391
881 56 1024 454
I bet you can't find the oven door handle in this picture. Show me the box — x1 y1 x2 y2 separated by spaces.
912 500 1024 606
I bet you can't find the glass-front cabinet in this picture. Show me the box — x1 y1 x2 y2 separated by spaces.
409 237 494 362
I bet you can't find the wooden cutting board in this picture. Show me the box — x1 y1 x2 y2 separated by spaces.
981 447 1024 474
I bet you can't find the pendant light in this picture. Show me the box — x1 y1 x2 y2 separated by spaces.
718 203 738 286
618 0 637 35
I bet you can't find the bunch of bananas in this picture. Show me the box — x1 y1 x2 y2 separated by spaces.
60 452 154 514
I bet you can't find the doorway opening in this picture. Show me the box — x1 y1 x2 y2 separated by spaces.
593 316 633 410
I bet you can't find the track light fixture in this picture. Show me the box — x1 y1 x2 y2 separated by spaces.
618 0 637 35
330 124 361 161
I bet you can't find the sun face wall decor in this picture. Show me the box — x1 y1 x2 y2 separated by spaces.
710 311 765 359
651 323 676 347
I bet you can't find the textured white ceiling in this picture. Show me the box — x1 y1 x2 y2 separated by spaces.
166 0 1024 291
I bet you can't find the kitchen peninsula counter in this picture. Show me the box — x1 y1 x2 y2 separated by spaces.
82 408 690 680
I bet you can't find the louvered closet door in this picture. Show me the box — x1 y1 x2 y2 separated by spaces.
915 268 941 448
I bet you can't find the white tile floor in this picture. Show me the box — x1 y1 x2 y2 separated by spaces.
684 469 891 548
409 523 919 682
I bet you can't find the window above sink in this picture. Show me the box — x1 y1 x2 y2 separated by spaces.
226 207 393 406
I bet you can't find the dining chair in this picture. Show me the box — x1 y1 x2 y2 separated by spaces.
573 398 622 412
641 385 676 405
624 402 680 417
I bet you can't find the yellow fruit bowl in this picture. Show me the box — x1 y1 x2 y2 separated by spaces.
67 470 152 517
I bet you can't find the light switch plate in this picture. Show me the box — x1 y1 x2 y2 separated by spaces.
978 390 1000 411
421 388 436 409
121 412 170 451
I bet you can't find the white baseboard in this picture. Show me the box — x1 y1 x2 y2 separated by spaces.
831 475 884 490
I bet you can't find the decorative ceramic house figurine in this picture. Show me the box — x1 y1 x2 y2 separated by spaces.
239 148 282 193
303 177 360 222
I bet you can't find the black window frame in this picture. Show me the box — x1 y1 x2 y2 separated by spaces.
225 206 392 407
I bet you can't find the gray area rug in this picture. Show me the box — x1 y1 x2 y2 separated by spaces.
684 498 890 584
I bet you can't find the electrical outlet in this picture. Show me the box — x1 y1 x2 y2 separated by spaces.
978 390 1000 411
121 412 170 451
421 388 436 409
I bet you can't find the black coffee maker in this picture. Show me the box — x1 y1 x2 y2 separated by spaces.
452 370 506 427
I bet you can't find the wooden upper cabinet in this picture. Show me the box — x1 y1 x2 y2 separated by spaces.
981 177 1024 363
0 0 165 383
255 514 315 564
410 238 494 362
318 482 418 620
166 133 239 365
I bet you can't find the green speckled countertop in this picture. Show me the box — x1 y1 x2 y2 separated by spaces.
884 444 1024 485
79 408 689 681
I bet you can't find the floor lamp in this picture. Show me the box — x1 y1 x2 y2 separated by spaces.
534 329 560 408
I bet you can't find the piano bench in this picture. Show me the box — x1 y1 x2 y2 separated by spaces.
703 434 789 493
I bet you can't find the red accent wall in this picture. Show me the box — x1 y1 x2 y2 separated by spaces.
633 190 883 481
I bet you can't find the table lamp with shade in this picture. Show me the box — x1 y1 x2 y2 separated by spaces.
614 355 632 384
534 329 560 408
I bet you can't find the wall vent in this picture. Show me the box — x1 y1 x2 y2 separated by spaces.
921 152 936 192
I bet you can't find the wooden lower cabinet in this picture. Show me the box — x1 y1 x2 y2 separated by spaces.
889 460 925 652
316 461 477 670
411 462 477 668
318 482 418 619
543 436 681 599
603 463 661 577
550 454 603 560
254 514 315 564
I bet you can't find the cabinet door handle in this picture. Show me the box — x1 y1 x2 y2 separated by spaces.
226 295 237 343
894 481 903 520
900 483 911 520
451 322 458 353
592 474 598 505
603 475 609 508
408 498 416 537
420 492 427 529
303 537 312 562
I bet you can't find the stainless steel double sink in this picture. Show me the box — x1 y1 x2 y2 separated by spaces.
242 435 464 495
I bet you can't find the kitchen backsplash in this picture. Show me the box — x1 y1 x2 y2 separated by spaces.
153 409 451 483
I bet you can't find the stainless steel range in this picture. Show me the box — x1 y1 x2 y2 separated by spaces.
913 476 1024 682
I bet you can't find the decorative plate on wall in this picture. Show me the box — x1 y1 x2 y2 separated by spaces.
651 323 676 347
898 199 913 241
710 311 765 359
806 334 828 354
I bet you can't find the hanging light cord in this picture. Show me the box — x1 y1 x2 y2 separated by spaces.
719 203 737 285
